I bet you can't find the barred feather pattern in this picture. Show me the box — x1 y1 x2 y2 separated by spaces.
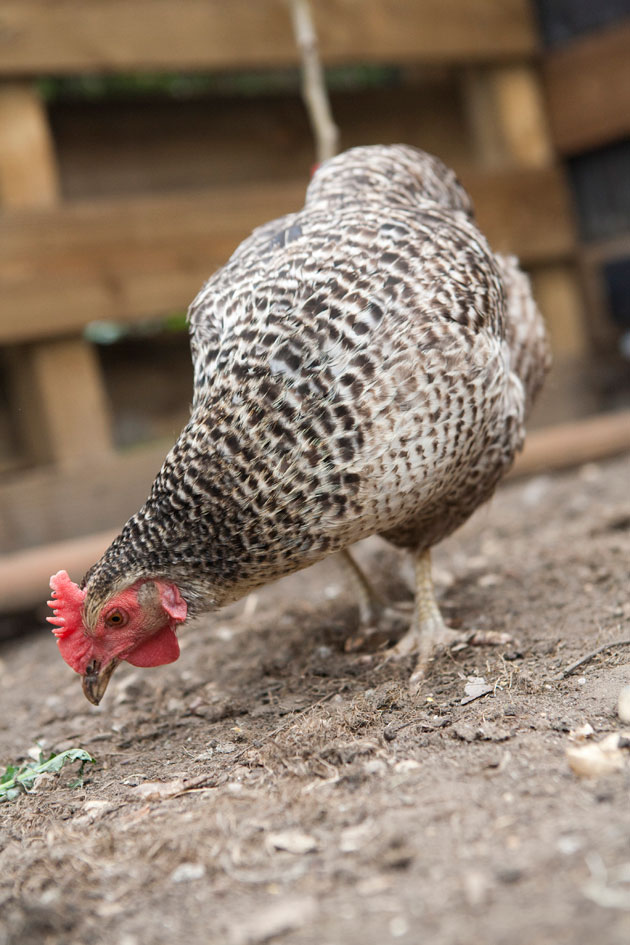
83 145 550 624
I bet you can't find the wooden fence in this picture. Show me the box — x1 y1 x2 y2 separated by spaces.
544 18 630 353
0 0 594 566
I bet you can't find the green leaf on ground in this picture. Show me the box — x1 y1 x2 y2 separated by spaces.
0 748 95 802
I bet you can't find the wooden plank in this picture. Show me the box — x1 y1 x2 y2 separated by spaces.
7 340 113 467
459 165 575 264
511 410 630 479
0 84 114 465
0 167 574 345
0 440 171 553
580 234 630 267
486 65 553 167
0 0 537 75
460 63 585 362
0 83 58 207
544 22 630 155
529 265 588 361
462 65 553 169
0 529 118 612
50 82 473 200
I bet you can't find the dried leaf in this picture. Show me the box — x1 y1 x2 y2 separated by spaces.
461 677 493 705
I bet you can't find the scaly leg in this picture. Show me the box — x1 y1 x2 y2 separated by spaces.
337 548 382 626
337 548 412 649
390 548 460 668
391 548 511 689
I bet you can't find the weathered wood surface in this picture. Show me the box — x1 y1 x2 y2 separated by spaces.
50 83 472 200
0 84 114 466
0 440 171 553
462 64 553 169
0 84 59 207
510 410 630 480
0 0 537 75
544 22 630 154
7 339 113 467
0 529 118 612
0 166 574 345
461 62 586 361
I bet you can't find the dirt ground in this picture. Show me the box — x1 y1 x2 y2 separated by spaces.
1 453 630 945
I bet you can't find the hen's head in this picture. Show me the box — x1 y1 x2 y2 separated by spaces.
47 570 187 705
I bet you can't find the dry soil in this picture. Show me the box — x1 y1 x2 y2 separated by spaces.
1 454 630 945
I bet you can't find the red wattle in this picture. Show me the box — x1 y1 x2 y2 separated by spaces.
125 625 180 667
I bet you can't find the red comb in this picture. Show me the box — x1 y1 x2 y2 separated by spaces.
47 570 86 636
48 570 90 673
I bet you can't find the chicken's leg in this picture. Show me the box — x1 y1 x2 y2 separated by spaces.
337 548 411 649
391 548 512 690
390 549 461 684
338 548 383 626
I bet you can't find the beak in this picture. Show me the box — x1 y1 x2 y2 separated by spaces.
82 659 119 705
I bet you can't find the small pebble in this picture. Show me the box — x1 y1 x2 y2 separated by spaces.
463 869 492 907
170 863 206 883
394 759 421 774
496 866 524 884
557 835 582 856
568 723 594 741
267 830 317 855
363 759 388 776
389 916 409 937
617 686 630 724
566 741 625 778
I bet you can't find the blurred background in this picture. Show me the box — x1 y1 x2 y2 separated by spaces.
1 0 629 617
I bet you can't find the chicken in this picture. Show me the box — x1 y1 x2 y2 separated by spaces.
48 145 550 704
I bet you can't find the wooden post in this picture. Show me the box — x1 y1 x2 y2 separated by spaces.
462 65 589 371
0 83 113 468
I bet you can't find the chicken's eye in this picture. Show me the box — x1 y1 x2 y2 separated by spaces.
105 608 127 628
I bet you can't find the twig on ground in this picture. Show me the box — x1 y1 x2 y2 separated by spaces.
556 638 630 680
288 0 339 163
383 716 450 742
175 689 342 795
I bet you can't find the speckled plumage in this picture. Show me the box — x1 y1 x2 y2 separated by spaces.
83 145 550 626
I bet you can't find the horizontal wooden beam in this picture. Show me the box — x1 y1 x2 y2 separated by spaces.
50 82 473 200
0 0 537 76
579 234 630 267
510 409 630 480
544 22 630 155
0 166 574 345
0 529 117 612
0 441 172 553
3 411 630 606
